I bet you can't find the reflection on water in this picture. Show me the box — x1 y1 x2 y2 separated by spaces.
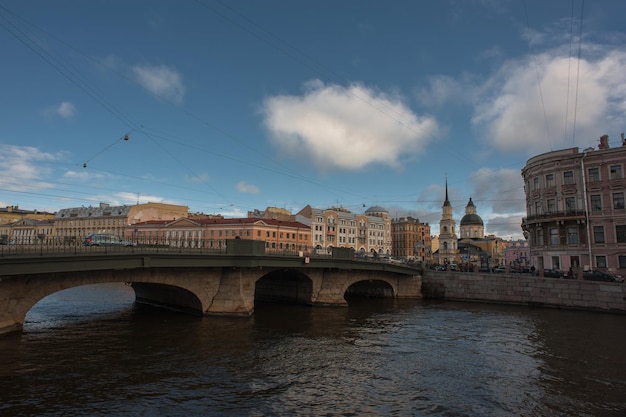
1 283 625 416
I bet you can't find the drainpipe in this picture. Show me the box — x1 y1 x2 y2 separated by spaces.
581 151 593 271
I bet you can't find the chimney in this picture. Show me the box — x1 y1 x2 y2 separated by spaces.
599 134 609 150
621 132 626 146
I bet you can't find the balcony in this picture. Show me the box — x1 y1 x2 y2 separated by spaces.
522 210 585 226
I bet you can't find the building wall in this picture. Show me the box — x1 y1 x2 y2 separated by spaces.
297 205 392 256
522 139 626 275
391 217 431 262
132 217 311 252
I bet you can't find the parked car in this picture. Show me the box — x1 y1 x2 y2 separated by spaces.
543 269 564 278
83 233 135 247
583 270 622 283
494 266 506 273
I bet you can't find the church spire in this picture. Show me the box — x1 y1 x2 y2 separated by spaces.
443 176 451 207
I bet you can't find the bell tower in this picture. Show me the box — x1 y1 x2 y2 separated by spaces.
438 178 458 263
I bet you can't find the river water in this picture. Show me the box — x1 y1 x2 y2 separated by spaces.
1 283 625 417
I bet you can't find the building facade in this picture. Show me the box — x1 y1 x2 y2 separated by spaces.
521 135 626 275
296 205 392 257
132 217 311 252
54 202 189 244
391 216 431 263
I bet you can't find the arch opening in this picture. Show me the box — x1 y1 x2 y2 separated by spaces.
345 280 395 300
23 283 136 332
131 282 203 315
255 270 313 306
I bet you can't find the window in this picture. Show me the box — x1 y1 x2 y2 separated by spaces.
565 197 576 213
535 201 541 216
610 164 623 180
616 225 626 244
596 255 607 268
545 173 555 187
533 177 540 190
613 192 625 209
551 256 560 270
547 199 556 213
590 194 602 211
550 228 559 245
570 256 580 268
588 167 600 182
619 255 626 268
563 171 574 185
567 227 578 244
537 229 544 246
593 226 605 243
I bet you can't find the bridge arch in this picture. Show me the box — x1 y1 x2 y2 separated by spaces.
345 279 395 299
0 269 210 334
254 269 313 305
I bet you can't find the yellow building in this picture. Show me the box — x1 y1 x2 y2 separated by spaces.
54 202 188 244
0 206 55 224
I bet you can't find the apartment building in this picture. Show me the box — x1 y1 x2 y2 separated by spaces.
391 216 431 262
296 205 392 257
521 134 626 275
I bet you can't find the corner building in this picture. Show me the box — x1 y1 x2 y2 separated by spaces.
521 135 626 275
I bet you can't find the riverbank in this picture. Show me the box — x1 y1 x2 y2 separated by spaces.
421 270 626 313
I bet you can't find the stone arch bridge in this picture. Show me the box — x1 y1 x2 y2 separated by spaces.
0 242 422 335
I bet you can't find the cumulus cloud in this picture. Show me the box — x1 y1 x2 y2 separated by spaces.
57 101 76 118
262 80 441 172
44 101 76 120
132 65 185 105
236 181 260 194
418 37 626 156
474 47 626 153
0 145 61 191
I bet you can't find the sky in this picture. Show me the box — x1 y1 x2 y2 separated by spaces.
1 0 626 240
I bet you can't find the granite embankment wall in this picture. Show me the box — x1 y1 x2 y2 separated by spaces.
421 271 626 313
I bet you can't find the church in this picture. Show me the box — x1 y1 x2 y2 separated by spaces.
432 181 504 271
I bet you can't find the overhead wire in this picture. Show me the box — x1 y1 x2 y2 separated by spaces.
1 2 528 226
571 0 585 145
522 0 552 151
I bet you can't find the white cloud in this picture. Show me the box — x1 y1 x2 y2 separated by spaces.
236 181 260 194
0 145 61 192
470 168 525 215
43 101 76 120
187 173 209 183
262 80 441 172
57 101 76 119
105 192 182 207
472 48 626 154
132 65 185 105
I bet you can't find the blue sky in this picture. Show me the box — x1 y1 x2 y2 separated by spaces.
1 0 626 240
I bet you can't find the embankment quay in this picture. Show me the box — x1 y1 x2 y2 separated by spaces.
2 239 625 336
422 270 626 314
